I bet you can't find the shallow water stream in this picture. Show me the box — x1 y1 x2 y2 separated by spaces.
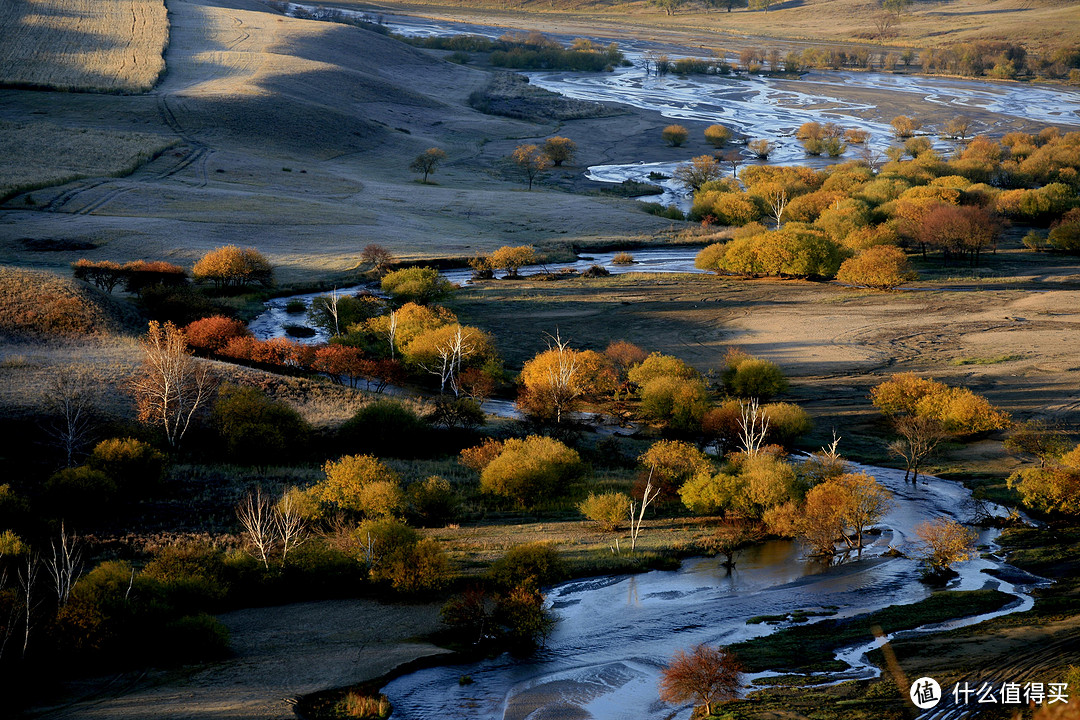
382 461 1042 720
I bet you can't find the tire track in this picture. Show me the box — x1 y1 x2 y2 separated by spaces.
227 15 250 50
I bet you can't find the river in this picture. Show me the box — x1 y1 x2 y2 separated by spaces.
248 246 707 345
382 460 1042 720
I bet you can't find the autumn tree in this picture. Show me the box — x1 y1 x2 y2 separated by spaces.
360 244 394 275
748 139 774 159
1004 419 1073 468
511 144 551 190
882 0 910 18
836 245 918 290
192 246 273 288
312 454 404 518
88 437 165 494
872 374 1010 478
659 644 742 716
912 517 977 575
837 473 893 552
919 204 999 265
943 117 973 141
578 492 629 531
542 137 577 166
313 345 367 388
704 124 733 148
72 259 123 293
409 147 447 183
211 384 311 465
519 335 614 424
182 315 251 352
675 155 724 191
479 436 584 507
309 291 382 336
792 481 849 556
130 321 217 448
721 349 789 400
652 0 689 15
604 340 648 379
405 323 494 397
662 124 689 147
1007 443 1080 517
640 440 711 495
489 245 537 278
890 115 921 139
380 267 453 304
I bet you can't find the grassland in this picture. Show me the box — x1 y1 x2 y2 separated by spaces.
357 0 1080 54
0 0 168 92
0 119 178 202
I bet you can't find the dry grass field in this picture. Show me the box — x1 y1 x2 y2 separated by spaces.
0 119 178 202
0 0 169 92
363 0 1080 53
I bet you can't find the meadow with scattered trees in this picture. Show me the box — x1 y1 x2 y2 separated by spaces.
3 4 1080 716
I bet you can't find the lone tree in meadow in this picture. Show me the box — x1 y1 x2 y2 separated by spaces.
409 147 447 183
192 246 273 288
511 144 551 190
542 137 577 166
659 644 742 716
360 244 394 275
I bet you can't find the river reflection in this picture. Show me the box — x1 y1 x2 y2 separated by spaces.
382 460 1039 720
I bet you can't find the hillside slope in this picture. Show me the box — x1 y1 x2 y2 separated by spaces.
0 0 675 281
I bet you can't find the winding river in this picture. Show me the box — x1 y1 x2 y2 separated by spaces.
382 461 1043 720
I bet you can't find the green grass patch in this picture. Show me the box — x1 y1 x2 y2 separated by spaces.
729 590 1013 673
1000 526 1080 579
950 354 1026 366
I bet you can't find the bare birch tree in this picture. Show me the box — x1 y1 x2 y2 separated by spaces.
765 187 789 227
420 326 477 397
130 321 217 448
738 399 770 456
41 365 100 467
46 523 82 607
18 555 40 659
236 488 276 570
386 309 398 360
275 489 308 563
629 470 661 553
